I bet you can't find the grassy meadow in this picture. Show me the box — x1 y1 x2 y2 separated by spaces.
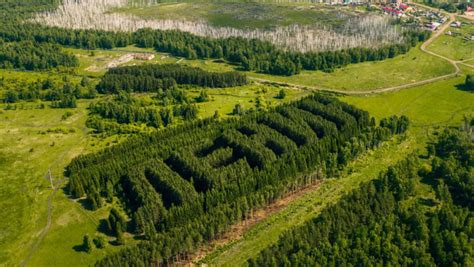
340 75 474 127
248 45 455 91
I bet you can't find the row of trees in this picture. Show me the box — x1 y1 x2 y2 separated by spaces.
0 40 78 70
65 94 409 265
96 64 248 93
250 127 473 266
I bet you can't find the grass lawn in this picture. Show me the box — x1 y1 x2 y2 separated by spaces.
427 18 474 61
247 45 455 91
204 131 421 266
115 2 362 30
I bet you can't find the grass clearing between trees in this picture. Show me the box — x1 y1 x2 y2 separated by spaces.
0 101 89 265
340 76 474 127
247 45 455 91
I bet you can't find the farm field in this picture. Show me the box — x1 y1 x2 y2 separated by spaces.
115 2 361 29
427 18 474 61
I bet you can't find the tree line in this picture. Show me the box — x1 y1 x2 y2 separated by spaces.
249 127 473 266
2 76 96 108
0 40 78 70
65 94 409 266
96 64 248 93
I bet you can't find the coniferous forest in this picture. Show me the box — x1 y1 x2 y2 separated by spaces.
97 64 248 93
66 94 410 266
250 127 473 266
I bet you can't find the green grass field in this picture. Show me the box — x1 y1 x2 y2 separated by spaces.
427 18 474 61
0 100 153 266
115 2 361 29
0 101 91 265
247 45 455 91
340 76 474 127
66 46 180 77
188 84 309 118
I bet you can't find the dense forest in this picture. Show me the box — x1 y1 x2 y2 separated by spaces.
250 127 473 266
97 64 248 93
1 76 96 107
0 40 78 70
65 94 409 266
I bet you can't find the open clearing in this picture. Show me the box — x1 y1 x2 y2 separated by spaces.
247 45 455 91
340 75 474 127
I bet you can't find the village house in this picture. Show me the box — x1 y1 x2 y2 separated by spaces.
451 21 462 28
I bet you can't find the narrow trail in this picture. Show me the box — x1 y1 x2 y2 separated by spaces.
19 178 65 267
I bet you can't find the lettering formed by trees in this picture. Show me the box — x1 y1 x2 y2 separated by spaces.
66 94 409 266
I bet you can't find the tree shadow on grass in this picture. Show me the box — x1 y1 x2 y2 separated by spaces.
73 244 86 253
455 83 473 92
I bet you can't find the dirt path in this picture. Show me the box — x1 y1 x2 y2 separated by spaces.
19 177 64 267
